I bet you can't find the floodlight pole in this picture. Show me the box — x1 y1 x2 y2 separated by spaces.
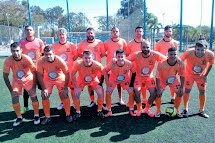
66 0 71 32
210 0 214 49
143 0 146 39
27 0 32 26
106 0 109 31
179 0 183 51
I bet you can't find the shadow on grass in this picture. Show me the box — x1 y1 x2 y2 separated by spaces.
0 103 194 142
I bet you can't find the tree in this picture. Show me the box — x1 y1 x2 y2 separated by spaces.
45 6 64 25
58 12 91 32
96 16 116 31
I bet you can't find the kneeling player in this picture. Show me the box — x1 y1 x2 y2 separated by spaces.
103 49 136 117
71 50 105 120
37 45 73 125
155 47 185 117
3 42 40 126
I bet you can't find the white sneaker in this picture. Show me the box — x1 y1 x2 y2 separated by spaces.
34 116 40 125
119 100 125 105
57 103 64 110
88 101 96 108
13 118 23 127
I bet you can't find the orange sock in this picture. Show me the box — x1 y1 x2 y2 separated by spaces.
106 92 112 111
62 98 71 116
136 103 142 111
127 92 134 109
74 99 80 112
97 97 104 111
174 96 182 112
183 93 189 110
155 97 161 112
170 88 175 99
90 94 95 102
13 103 22 118
32 101 39 115
199 95 206 110
145 102 151 109
42 99 50 118
141 86 147 100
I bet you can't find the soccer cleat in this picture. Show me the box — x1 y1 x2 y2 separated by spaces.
182 109 189 118
65 115 73 123
73 112 81 121
170 99 175 104
143 108 154 117
142 99 148 104
34 116 40 125
88 101 96 108
176 112 183 118
199 110 209 118
102 104 108 111
57 103 64 110
155 111 161 118
21 107 29 114
129 110 136 116
105 111 112 117
41 117 51 125
97 111 105 118
13 118 23 127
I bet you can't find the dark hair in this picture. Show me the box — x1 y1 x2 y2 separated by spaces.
86 27 95 32
115 49 125 55
10 42 21 49
111 26 119 31
135 26 143 31
24 25 33 30
164 25 172 31
168 47 177 52
83 49 93 55
44 45 54 52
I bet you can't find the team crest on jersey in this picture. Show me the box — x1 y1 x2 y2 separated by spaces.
166 76 176 84
27 51 36 60
48 71 57 80
193 65 202 74
141 66 150 75
84 75 93 82
60 53 68 61
117 75 125 82
16 70 25 80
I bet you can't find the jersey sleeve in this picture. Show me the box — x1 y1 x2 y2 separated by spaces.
99 41 106 57
3 57 11 73
156 52 166 61
71 62 79 75
36 59 43 73
25 56 36 72
103 62 112 74
155 62 161 78
77 42 83 58
154 42 160 52
178 61 185 77
208 51 215 65
180 51 188 61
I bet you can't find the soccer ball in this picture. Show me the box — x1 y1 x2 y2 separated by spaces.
165 107 177 117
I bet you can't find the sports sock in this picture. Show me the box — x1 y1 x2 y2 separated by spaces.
141 86 147 100
174 96 182 112
62 98 71 116
97 97 104 111
42 99 50 118
170 88 175 99
155 97 161 112
127 92 134 108
183 93 189 110
32 101 39 115
13 103 22 118
106 92 112 111
74 99 80 112
199 95 206 110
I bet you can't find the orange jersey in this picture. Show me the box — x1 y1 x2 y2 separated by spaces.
3 54 36 82
37 55 68 81
71 60 103 83
19 38 44 63
128 51 166 80
126 39 144 55
52 41 77 68
154 38 179 56
104 38 127 64
156 59 185 84
103 59 135 82
77 39 105 62
180 48 215 78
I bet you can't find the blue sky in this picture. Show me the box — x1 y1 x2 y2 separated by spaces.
30 0 214 27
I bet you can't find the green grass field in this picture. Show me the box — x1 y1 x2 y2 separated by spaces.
0 56 215 143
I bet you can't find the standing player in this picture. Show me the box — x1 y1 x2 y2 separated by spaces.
128 40 166 117
180 39 214 118
155 47 185 117
77 27 105 107
52 28 77 110
154 25 179 104
37 45 73 125
3 42 40 126
104 27 127 105
71 50 105 120
126 26 148 104
19 25 44 114
103 49 136 117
